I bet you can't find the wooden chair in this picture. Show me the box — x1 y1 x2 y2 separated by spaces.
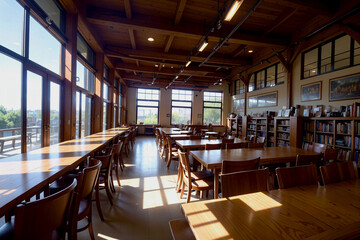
312 142 327 153
178 150 214 203
248 142 264 148
256 136 265 143
208 135 218 140
221 157 260 174
166 136 179 168
205 143 222 150
111 141 124 187
92 147 114 221
221 168 270 198
248 135 256 143
323 148 339 164
169 219 196 240
276 164 318 189
222 138 234 149
320 161 358 185
0 179 76 240
190 135 202 140
69 159 101 240
295 153 323 166
226 142 247 149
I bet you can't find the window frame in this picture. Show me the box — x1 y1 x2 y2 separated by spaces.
233 79 245 95
248 62 284 92
301 34 359 79
170 89 193 125
202 91 223 125
136 88 160 125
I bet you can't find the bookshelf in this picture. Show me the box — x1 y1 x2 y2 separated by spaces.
244 117 273 146
275 117 291 146
226 117 242 137
268 118 275 147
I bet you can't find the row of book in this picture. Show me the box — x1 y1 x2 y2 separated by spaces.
303 121 314 131
249 125 256 130
316 121 334 132
335 136 351 147
338 149 352 161
315 135 333 145
259 120 267 125
277 140 290 146
277 127 290 132
355 151 359 164
336 122 352 134
268 126 274 132
278 120 290 126
303 133 314 142
356 137 360 149
356 122 360 135
277 133 290 140
249 120 257 124
347 102 360 117
258 126 267 131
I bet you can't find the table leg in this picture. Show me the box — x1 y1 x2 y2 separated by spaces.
214 168 220 199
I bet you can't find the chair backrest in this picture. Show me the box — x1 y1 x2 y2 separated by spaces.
13 179 77 240
178 150 192 181
276 164 318 189
221 157 260 174
324 148 339 164
248 135 256 143
222 138 235 144
208 135 218 140
320 161 358 185
221 168 270 198
190 135 202 140
295 153 322 166
256 136 265 143
312 142 327 153
248 142 264 148
226 142 248 149
205 143 222 150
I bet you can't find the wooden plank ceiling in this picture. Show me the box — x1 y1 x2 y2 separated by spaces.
82 0 355 88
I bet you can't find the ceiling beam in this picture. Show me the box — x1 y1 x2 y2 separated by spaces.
263 0 333 17
164 34 175 53
339 23 360 45
128 28 137 49
106 46 251 66
86 6 288 48
116 63 226 78
123 76 213 85
262 8 297 37
174 0 187 25
232 45 247 58
120 73 219 82
124 0 132 19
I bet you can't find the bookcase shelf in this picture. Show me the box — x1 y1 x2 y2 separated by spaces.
226 117 243 137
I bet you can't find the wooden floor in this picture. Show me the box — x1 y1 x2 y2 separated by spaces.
78 135 211 240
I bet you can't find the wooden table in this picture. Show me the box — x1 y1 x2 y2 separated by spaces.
160 128 191 135
176 137 245 153
182 179 360 240
169 134 190 140
204 132 219 137
190 146 318 198
0 127 128 217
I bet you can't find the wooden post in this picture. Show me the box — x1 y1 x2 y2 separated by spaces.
93 53 104 133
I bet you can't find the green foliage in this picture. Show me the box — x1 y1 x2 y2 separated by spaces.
0 105 21 129
203 108 221 125
172 111 189 125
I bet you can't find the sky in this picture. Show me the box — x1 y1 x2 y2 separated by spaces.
0 0 61 111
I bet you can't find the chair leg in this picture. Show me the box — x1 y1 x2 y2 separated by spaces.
105 180 113 205
180 182 185 199
88 222 95 240
176 165 183 193
186 185 192 203
110 173 116 193
115 163 121 187
95 183 105 222
166 156 172 168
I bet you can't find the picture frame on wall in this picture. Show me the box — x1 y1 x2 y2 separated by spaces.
301 81 322 101
329 73 360 101
248 91 278 108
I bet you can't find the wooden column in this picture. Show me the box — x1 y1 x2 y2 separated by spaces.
109 68 115 128
93 53 104 133
63 13 78 140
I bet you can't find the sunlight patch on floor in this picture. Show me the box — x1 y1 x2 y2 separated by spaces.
144 176 160 191
119 177 140 188
97 233 119 240
143 190 164 209
163 188 181 205
160 175 177 188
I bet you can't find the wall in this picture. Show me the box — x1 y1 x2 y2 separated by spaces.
126 84 230 127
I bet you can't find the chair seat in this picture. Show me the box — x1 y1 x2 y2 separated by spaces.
192 176 214 188
190 171 214 181
171 147 178 152
0 220 14 240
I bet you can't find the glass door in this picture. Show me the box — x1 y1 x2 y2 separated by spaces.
26 70 43 151
49 82 60 145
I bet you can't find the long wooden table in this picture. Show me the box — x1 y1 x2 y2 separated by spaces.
182 179 360 240
0 127 129 217
176 137 243 152
160 128 192 135
190 147 318 198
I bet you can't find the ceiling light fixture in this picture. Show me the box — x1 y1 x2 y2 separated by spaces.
155 64 159 67
224 0 244 22
248 50 253 53
175 75 179 79
185 59 191 67
147 37 155 42
198 38 208 52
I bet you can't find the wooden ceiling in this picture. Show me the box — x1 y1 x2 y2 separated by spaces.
81 0 360 88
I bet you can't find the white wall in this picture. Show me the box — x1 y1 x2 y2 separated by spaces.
126 84 230 127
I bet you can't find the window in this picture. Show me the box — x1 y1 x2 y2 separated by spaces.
50 82 60 145
77 33 95 67
233 79 245 95
76 60 94 93
203 91 222 125
248 63 285 92
171 89 192 125
118 94 122 125
103 82 109 130
33 0 65 32
302 34 359 79
136 88 160 124
0 0 24 54
76 91 91 138
29 16 62 75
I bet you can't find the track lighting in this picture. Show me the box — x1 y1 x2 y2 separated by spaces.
185 59 191 67
224 0 243 22
198 38 208 52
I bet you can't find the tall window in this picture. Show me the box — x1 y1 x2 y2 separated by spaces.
203 91 222 125
302 34 359 79
76 92 91 138
248 63 285 92
118 94 122 125
76 60 94 93
50 82 60 145
136 88 160 124
233 79 245 95
103 83 109 131
171 89 192 125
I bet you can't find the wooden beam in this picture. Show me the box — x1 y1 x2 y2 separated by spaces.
124 0 132 19
339 23 360 45
128 28 136 49
174 0 187 25
232 45 247 58
115 62 226 78
263 0 333 17
120 73 218 82
123 76 213 85
262 8 297 37
275 52 289 72
86 6 288 48
106 46 251 66
164 35 175 53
